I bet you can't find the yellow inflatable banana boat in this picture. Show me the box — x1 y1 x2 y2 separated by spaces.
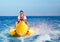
10 21 33 37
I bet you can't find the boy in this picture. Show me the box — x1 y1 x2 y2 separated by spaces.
15 10 28 27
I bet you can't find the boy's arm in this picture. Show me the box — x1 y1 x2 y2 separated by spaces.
25 19 29 26
18 16 20 21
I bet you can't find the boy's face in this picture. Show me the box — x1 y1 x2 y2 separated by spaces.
20 12 24 16
20 12 23 14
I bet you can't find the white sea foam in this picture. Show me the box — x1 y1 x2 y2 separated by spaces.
0 22 60 42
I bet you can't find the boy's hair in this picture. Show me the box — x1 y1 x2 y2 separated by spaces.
20 10 24 13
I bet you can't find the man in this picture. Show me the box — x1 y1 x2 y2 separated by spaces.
15 10 28 27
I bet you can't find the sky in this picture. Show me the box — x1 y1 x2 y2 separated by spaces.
0 0 60 16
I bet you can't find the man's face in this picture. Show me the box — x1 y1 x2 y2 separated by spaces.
20 12 24 16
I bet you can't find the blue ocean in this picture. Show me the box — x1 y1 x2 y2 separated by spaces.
0 16 60 42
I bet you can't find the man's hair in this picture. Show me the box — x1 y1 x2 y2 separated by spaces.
20 10 24 13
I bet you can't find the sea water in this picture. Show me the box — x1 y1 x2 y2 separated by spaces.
0 16 60 42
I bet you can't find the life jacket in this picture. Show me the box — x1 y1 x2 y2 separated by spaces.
18 15 27 24
20 15 24 21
